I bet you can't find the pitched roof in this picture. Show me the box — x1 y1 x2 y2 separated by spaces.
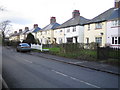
42 23 60 31
108 8 120 20
10 31 22 37
85 8 114 24
26 27 42 33
33 27 41 32
22 29 29 34
56 16 89 29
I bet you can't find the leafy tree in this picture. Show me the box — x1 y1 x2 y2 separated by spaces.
23 33 37 46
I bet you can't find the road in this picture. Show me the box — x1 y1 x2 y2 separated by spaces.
2 46 119 88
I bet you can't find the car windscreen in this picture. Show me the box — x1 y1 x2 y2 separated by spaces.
21 44 30 47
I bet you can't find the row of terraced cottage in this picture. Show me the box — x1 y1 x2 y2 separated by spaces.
9 0 120 48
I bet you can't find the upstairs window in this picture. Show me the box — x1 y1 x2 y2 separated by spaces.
67 29 70 33
40 32 42 35
60 30 62 32
73 27 76 32
119 20 120 26
88 24 90 30
55 31 57 33
45 31 47 34
95 22 102 29
112 20 120 27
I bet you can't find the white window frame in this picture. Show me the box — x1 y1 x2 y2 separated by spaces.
73 27 76 32
95 37 102 45
95 22 102 29
67 29 70 33
88 24 90 30
112 20 120 27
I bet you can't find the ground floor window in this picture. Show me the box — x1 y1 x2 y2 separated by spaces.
86 38 89 44
59 38 63 44
95 37 102 45
112 37 120 44
67 38 73 43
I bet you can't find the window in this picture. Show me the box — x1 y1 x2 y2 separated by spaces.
112 37 120 44
45 31 47 34
119 37 120 44
40 32 42 35
112 20 120 27
47 31 50 34
95 37 102 45
73 27 76 32
60 30 62 32
67 29 70 33
118 20 120 25
112 37 114 44
59 38 63 44
67 38 73 43
95 23 102 29
88 24 90 30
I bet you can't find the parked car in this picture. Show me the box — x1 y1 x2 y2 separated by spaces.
16 43 31 52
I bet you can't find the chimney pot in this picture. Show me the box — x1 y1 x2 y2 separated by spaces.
34 24 38 29
50 17 56 24
25 27 29 30
72 10 80 18
115 0 120 8
19 29 22 33
14 31 17 34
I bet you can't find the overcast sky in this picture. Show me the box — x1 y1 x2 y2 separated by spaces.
0 0 114 32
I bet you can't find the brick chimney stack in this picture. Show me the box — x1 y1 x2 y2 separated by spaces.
115 0 120 8
72 10 80 18
25 27 29 30
14 31 17 34
50 17 56 24
34 24 38 29
19 29 22 33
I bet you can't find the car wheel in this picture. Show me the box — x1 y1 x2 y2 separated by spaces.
16 49 19 52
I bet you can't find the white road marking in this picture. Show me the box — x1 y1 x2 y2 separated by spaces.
24 59 33 63
51 70 68 77
52 70 101 88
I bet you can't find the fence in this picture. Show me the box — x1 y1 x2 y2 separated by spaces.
97 46 120 60
31 44 49 51
31 44 42 51
31 43 120 60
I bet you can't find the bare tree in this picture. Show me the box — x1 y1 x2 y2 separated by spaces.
0 20 11 44
0 20 11 37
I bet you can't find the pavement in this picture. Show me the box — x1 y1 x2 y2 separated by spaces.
30 51 120 76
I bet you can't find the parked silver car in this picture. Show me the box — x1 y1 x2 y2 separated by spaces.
16 43 31 52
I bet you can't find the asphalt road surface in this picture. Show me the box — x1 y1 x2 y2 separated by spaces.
2 46 119 88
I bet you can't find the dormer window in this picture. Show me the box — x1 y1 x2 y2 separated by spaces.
95 22 102 29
